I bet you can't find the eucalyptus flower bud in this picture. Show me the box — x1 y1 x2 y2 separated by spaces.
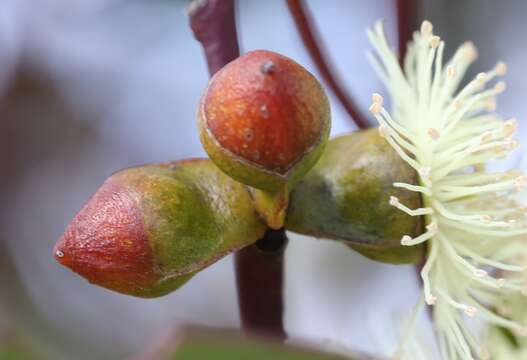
198 50 330 228
54 159 266 297
285 129 424 264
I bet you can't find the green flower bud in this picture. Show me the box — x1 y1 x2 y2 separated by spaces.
285 129 424 264
54 159 266 297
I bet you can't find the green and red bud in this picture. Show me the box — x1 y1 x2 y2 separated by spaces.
285 129 424 264
198 50 330 228
54 159 266 297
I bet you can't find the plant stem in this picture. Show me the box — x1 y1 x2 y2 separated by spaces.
396 0 420 63
188 0 240 75
235 229 287 340
188 0 287 340
286 0 369 130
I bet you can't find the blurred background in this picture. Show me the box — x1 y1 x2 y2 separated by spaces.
1 0 526 359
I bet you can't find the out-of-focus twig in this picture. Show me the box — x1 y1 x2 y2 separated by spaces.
286 0 369 129
188 0 240 75
396 0 420 63
188 0 287 341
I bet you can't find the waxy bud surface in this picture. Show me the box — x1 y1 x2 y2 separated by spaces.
199 50 330 193
54 159 266 297
286 129 424 264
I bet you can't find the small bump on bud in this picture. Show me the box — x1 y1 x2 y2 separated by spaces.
260 60 276 74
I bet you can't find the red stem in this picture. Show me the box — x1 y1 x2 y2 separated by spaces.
396 0 420 63
235 229 287 340
188 0 240 75
188 0 287 341
286 0 370 129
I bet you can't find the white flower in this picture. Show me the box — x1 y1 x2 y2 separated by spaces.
367 20 527 359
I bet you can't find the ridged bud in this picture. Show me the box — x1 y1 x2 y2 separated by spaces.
54 159 266 297
285 129 424 264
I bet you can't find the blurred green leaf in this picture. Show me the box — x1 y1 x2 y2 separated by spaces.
140 326 378 360
0 339 33 360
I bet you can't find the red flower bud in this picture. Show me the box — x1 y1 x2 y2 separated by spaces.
54 160 266 297
199 50 330 193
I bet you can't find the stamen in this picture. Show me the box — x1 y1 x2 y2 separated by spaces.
389 196 434 216
481 215 493 224
514 175 527 190
484 99 497 111
401 224 437 246
430 35 441 48
428 128 441 140
401 235 412 245
393 182 432 196
389 196 399 206
461 41 478 61
464 306 477 317
494 61 507 76
378 124 389 138
369 102 382 114
480 131 493 143
474 269 488 278
367 20 525 358
426 295 437 305
503 118 517 137
420 20 433 36
426 221 438 233
419 166 431 178
372 93 383 105
446 65 457 78
475 72 487 86
452 98 463 109
494 81 506 93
